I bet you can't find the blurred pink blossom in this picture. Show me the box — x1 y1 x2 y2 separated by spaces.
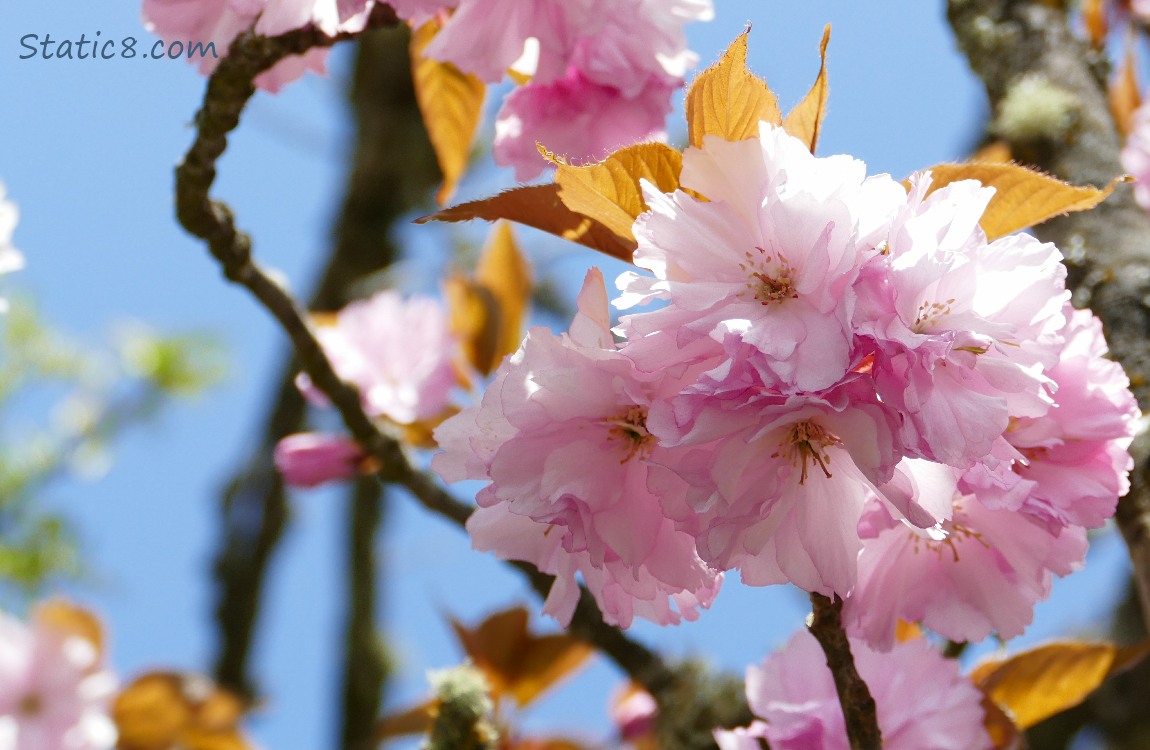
1122 100 1150 210
424 0 712 179
715 631 990 750
301 291 457 425
493 69 672 181
0 608 117 750
141 0 374 91
141 0 328 90
274 432 366 488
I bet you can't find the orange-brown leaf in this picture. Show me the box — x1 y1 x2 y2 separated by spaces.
686 31 781 147
451 608 530 698
552 143 683 241
981 695 1023 750
510 634 593 707
1083 0 1108 50
969 140 1013 164
971 640 1150 729
177 728 253 750
114 673 195 750
35 600 104 659
782 25 831 153
417 184 637 262
374 700 437 740
444 274 499 377
411 19 486 205
920 162 1119 240
451 607 593 707
113 672 253 750
475 223 532 374
1110 37 1141 138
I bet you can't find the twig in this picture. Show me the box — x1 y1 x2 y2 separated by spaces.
808 594 880 750
947 0 1150 628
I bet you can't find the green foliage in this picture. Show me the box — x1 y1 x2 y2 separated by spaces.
0 296 226 596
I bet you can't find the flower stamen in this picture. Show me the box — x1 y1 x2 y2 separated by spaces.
913 298 956 331
605 405 655 463
772 420 840 484
739 246 799 306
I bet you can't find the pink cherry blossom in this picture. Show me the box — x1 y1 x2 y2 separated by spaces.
844 470 1087 649
421 0 711 179
423 0 710 90
434 270 721 627
301 291 457 425
647 376 934 598
0 608 117 750
716 631 990 750
422 0 577 84
991 305 1140 530
856 172 1069 468
274 432 366 487
255 0 376 36
467 503 721 628
570 0 713 97
1123 102 1150 212
618 125 905 394
494 69 672 181
141 0 368 91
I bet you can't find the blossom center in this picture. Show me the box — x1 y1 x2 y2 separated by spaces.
605 405 654 463
739 247 798 306
913 298 956 332
18 693 43 716
911 513 989 562
773 420 840 484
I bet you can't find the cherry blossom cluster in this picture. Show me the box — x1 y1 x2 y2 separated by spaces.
0 607 117 750
141 0 712 178
434 123 1139 640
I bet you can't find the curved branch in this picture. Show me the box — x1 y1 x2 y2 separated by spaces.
209 25 440 699
171 13 695 714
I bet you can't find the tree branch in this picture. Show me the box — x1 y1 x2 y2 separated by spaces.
340 478 386 750
172 13 708 724
209 23 440 700
808 594 880 750
947 0 1150 625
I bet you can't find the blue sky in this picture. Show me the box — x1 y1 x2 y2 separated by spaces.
0 2 1134 748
